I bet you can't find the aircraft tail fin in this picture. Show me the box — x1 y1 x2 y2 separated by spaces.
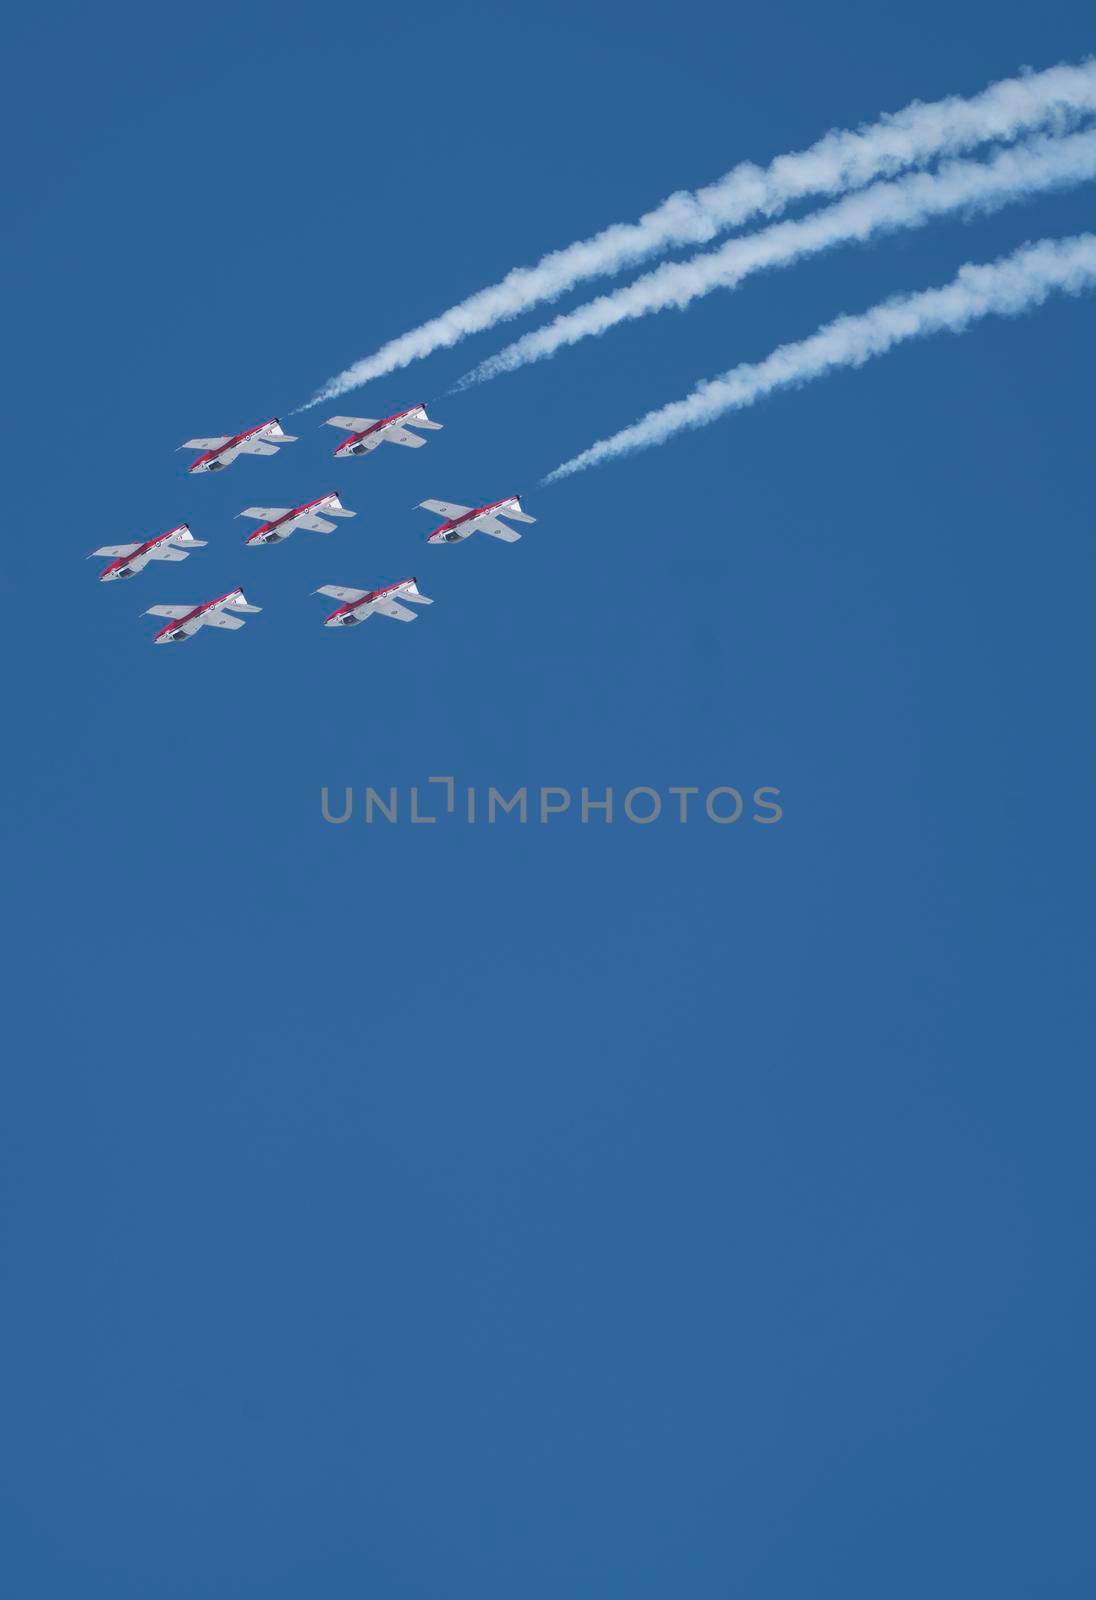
505 497 536 524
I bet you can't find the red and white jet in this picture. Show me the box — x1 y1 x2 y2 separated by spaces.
417 496 535 545
324 405 442 458
238 492 356 546
314 578 433 628
144 587 262 645
91 524 207 582
180 419 298 473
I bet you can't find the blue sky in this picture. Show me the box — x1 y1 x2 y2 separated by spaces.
3 2 1095 1594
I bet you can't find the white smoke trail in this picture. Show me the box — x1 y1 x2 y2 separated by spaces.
298 59 1096 409
463 130 1096 383
541 233 1096 481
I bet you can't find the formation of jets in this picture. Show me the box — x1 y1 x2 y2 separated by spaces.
96 411 536 645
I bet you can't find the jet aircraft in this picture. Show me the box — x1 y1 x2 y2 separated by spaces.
314 578 433 627
92 524 206 581
324 405 442 458
239 493 355 545
417 496 534 544
180 420 297 473
144 588 262 644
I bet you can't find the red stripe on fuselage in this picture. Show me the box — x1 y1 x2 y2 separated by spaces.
189 420 275 472
246 494 336 542
326 577 412 623
100 526 185 579
428 498 516 538
337 405 424 449
154 590 240 641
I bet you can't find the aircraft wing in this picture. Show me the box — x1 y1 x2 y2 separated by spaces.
145 605 193 619
182 436 231 450
238 506 290 521
315 585 368 604
203 612 246 630
150 545 190 561
237 440 279 457
503 505 536 524
372 598 417 621
419 499 471 519
383 426 426 448
324 416 376 432
294 514 337 533
92 542 142 558
476 516 521 543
